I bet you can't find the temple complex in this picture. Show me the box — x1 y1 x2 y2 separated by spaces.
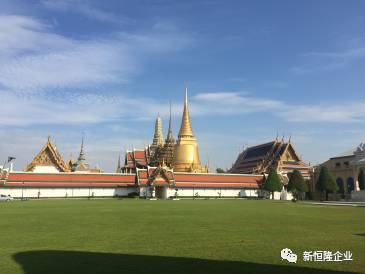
1 88 322 200
229 138 311 184
120 89 208 173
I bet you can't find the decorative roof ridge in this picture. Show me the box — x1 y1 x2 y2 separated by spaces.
174 172 263 177
245 140 277 150
26 136 69 172
8 171 136 176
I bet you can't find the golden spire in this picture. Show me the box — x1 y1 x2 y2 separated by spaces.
173 87 205 173
178 88 194 138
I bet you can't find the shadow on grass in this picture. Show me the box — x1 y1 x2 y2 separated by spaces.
354 233 365 237
13 250 356 274
13 250 357 274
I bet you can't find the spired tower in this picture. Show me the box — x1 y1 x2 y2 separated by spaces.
150 113 164 159
71 137 90 172
173 88 205 172
152 113 164 147
157 101 175 167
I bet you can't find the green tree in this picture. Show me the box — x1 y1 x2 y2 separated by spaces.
358 170 365 191
216 168 226 173
287 170 308 200
264 169 283 199
316 166 337 200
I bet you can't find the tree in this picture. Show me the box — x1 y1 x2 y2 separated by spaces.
216 168 226 173
316 166 337 200
287 170 308 200
358 170 365 191
264 169 283 199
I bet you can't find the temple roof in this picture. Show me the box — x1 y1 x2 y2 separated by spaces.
25 136 70 172
229 139 308 175
6 172 135 187
4 170 263 189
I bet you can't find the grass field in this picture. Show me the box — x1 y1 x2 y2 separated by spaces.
0 199 364 274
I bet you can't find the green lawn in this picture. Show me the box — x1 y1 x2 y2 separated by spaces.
0 199 364 274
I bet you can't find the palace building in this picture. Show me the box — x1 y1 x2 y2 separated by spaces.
0 88 267 199
229 138 311 184
314 141 365 200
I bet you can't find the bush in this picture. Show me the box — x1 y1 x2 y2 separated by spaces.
127 192 139 198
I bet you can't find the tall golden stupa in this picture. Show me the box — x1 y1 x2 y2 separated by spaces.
173 88 207 173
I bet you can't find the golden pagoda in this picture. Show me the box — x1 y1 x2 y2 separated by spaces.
173 88 206 172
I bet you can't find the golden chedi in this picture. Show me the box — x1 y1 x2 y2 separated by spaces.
173 88 205 172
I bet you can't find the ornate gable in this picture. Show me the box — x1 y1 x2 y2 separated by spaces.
280 142 301 163
147 167 175 186
25 137 69 172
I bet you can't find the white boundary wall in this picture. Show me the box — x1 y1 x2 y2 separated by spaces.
139 187 263 198
0 187 136 198
2 186 294 200
171 188 260 198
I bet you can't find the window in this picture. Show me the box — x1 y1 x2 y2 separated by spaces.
335 162 341 168
344 161 349 167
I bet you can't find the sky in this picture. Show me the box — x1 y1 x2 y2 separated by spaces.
1 0 365 172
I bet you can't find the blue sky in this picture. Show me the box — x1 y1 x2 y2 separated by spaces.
1 0 365 172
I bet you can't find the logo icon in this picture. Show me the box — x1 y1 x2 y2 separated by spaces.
281 248 297 263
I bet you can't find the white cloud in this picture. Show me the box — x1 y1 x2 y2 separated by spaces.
280 103 365 122
2 89 365 127
41 0 126 24
292 46 365 75
0 90 170 126
191 92 283 115
0 14 192 92
192 92 365 123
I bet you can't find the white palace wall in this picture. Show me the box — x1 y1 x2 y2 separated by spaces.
1 186 296 200
0 187 136 198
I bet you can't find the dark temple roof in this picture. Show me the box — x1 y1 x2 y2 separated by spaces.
229 139 309 176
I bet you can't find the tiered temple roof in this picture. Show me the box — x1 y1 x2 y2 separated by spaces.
229 138 310 179
121 148 150 173
25 136 70 172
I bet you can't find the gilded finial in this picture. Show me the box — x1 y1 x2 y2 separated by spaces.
178 87 194 137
